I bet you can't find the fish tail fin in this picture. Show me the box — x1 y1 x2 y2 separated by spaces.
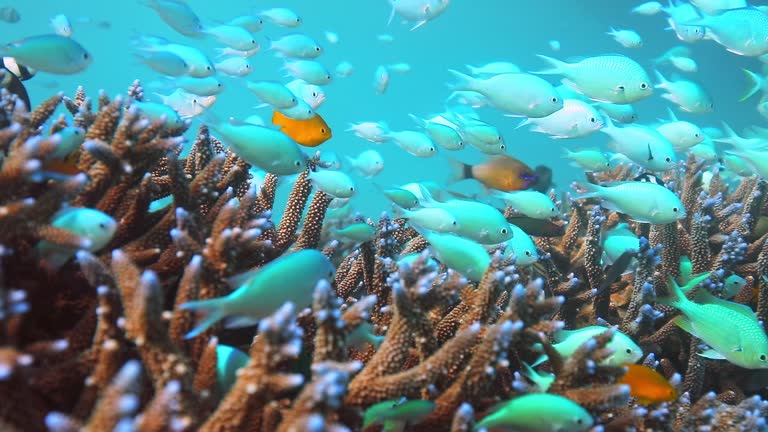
446 69 477 92
653 69 669 89
666 106 678 121
532 54 566 75
446 157 472 184
464 64 478 75
718 121 741 147
179 297 228 339
740 69 764 102
516 118 532 130
407 113 426 128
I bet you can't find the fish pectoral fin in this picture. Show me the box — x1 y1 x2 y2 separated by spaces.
733 345 744 352
672 315 698 337
614 84 627 94
698 348 727 360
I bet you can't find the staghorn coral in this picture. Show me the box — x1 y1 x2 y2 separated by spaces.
2 84 768 432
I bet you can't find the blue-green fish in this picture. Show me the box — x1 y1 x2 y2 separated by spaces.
659 272 768 369
216 344 249 394
180 249 335 338
140 0 203 38
38 207 118 271
363 398 435 431
532 325 642 367
415 227 490 283
475 393 593 432
0 34 91 75
574 181 685 224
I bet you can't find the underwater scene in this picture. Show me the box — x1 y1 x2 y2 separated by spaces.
5 0 768 430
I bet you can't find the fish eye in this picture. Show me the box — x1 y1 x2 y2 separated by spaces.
429 147 435 152
590 117 596 122
315 47 321 51
665 157 672 162
83 53 89 59
251 39 256 44
694 133 700 138
206 66 212 70
294 160 302 166
525 250 532 256
98 222 106 229
672 207 679 212
349 187 355 192
501 228 508 234
451 221 457 225
321 128 326 133
640 82 648 89
761 354 767 361
625 348 632 354
312 92 318 97
551 97 558 103
618 85 625 91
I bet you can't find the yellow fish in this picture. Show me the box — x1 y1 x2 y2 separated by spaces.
271 110 332 147
449 155 537 192
617 364 678 405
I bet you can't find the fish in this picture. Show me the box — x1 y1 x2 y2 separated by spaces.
285 79 325 109
517 98 604 139
573 181 685 224
395 206 461 233
216 344 249 394
335 61 354 78
0 7 19 23
532 326 643 367
133 35 214 77
271 111 332 147
199 110 307 175
283 59 332 85
246 81 298 109
633 173 666 187
214 57 252 77
140 0 203 37
465 61 521 76
656 119 705 152
268 33 322 59
363 398 435 431
600 117 677 172
135 51 188 76
491 190 558 220
373 65 390 94
347 121 389 142
475 393 593 432
607 27 643 48
0 59 30 109
37 207 118 272
505 216 565 237
413 227 490 283
180 250 335 338
203 24 258 51
503 224 539 266
535 54 652 104
334 223 376 243
0 34 91 75
258 8 302 27
307 170 355 198
618 364 678 405
50 14 73 37
601 222 640 268
654 71 714 114
689 7 768 57
409 113 464 150
385 130 438 158
448 155 537 192
563 148 612 172
658 272 768 369
631 2 663 15
345 149 384 178
418 185 512 245
448 70 564 118
227 15 264 33
388 0 451 30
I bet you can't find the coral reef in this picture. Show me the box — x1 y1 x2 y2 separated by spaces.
2 84 768 432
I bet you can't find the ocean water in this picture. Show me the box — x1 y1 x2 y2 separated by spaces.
3 0 764 219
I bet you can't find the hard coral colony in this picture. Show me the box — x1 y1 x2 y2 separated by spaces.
3 2 768 432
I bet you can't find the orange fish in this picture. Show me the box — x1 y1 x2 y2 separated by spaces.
41 147 83 176
618 364 678 405
449 155 537 192
271 110 332 147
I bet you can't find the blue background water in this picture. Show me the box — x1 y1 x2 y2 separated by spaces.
3 0 763 219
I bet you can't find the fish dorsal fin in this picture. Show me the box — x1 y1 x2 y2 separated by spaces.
226 266 262 288
695 289 758 319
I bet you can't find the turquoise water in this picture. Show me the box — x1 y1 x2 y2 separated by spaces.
4 1 764 218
